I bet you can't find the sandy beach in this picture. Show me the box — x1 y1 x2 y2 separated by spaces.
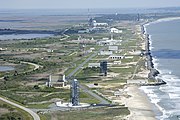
124 85 156 120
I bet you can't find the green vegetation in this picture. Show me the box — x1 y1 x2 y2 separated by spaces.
0 13 152 120
0 112 24 120
0 100 32 120
42 107 130 120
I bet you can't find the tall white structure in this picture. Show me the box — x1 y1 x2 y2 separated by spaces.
63 75 66 82
46 75 52 87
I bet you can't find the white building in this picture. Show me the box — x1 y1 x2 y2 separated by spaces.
78 29 90 34
97 40 122 46
114 91 121 97
109 55 124 60
98 51 113 55
127 79 148 84
88 63 100 68
113 61 122 65
108 46 118 51
110 28 123 33
92 20 108 27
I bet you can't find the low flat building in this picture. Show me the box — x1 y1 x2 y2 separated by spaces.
98 51 113 55
114 91 121 97
109 46 118 51
88 63 100 68
78 29 90 34
127 79 148 84
109 55 124 60
92 20 108 27
111 28 123 33
97 39 122 46
113 61 122 65
93 23 108 27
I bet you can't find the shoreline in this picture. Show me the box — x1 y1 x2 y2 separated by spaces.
142 20 166 85
135 17 180 119
124 85 157 120
123 17 180 120
144 17 180 28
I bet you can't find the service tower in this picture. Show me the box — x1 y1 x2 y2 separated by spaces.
71 79 79 106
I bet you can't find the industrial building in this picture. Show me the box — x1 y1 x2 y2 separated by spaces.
108 46 118 51
113 61 122 65
89 18 108 28
78 29 90 34
110 28 123 33
97 39 122 46
46 74 67 88
127 79 148 84
100 61 107 76
71 79 79 106
108 55 124 60
98 51 113 55
88 63 100 68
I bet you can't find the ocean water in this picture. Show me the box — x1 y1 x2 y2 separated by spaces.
143 19 180 120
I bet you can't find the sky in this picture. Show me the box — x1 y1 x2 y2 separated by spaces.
1 0 180 9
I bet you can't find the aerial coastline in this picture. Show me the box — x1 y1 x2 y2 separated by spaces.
1 8 180 120
133 16 180 120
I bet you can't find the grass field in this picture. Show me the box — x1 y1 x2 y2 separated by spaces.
42 107 130 120
0 100 33 120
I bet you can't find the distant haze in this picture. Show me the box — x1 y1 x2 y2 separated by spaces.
1 0 180 9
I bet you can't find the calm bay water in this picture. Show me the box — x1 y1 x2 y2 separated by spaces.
143 19 180 120
0 34 53 40
0 66 14 71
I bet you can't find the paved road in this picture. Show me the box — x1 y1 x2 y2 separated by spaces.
67 47 104 78
79 85 109 104
0 97 40 120
21 61 42 71
67 47 109 104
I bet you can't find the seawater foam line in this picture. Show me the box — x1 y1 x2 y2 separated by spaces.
142 17 180 120
139 86 165 120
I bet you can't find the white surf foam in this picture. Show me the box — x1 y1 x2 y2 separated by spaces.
142 17 180 120
144 17 180 29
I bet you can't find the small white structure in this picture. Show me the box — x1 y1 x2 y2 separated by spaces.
98 51 113 55
90 48 95 50
56 102 90 108
109 55 124 60
109 46 118 51
0 48 7 51
97 39 122 46
113 61 122 65
111 28 122 33
127 79 148 84
93 20 108 27
78 29 90 34
63 75 66 81
125 56 134 59
114 91 121 97
46 49 54 53
88 63 100 68
102 38 109 40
